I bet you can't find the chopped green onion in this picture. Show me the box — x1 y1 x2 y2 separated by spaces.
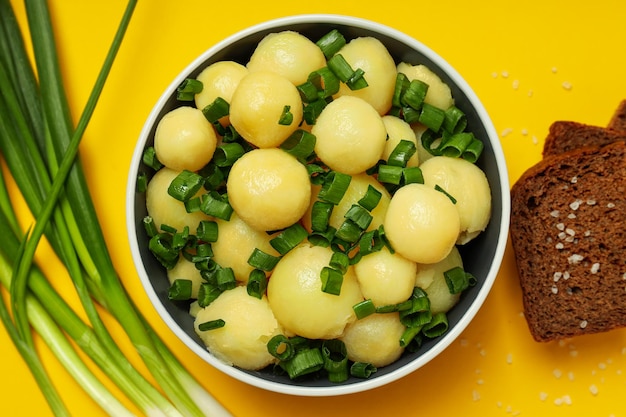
280 348 324 379
418 103 446 132
197 319 225 332
168 279 193 301
296 81 319 103
303 98 328 125
280 129 317 160
320 266 343 295
194 242 214 260
216 267 236 291
307 67 340 98
334 219 362 243
442 105 467 134
420 129 442 156
159 223 178 234
142 146 163 170
310 201 334 232
329 251 350 274
434 184 457 204
399 287 432 327
278 105 293 125
267 335 294 361
350 362 377 379
377 164 403 185
392 72 410 108
308 226 336 248
307 163 327 185
148 233 179 269
403 166 424 185
172 226 190 251
401 79 428 110
357 229 384 256
316 29 346 59
142 216 158 238
402 105 421 124
375 299 413 314
246 269 268 299
353 299 376 319
167 170 205 202
346 67 368 90
176 78 203 101
344 204 373 230
318 171 352 204
327 54 355 83
197 283 222 308
200 191 233 220
387 139 417 168
136 172 148 193
201 96 230 124
321 339 349 383
247 248 280 271
444 266 476 294
270 223 308 255
422 312 449 338
196 220 218 243
440 132 474 158
213 142 245 167
357 185 382 212
463 136 484 163
198 162 225 191
399 325 423 348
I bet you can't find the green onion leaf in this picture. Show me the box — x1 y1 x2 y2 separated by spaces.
442 105 467 134
353 299 376 319
267 335 294 361
440 132 474 158
334 219 361 243
329 251 350 274
327 54 354 83
377 164 403 185
168 279 193 301
216 267 236 291
422 312 449 338
176 78 203 101
270 223 308 255
278 105 293 125
463 136 484 163
197 283 222 308
403 166 424 185
350 362 377 379
246 269 268 299
213 142 245 167
200 191 233 220
247 248 280 271
321 339 349 383
401 79 428 110
357 185 382 212
316 29 346 59
201 97 229 124
346 67 368 90
311 201 334 232
318 171 351 204
196 220 218 243
307 67 340 99
296 81 319 103
399 325 423 348
280 129 317 160
444 266 476 294
143 216 158 238
387 139 417 168
198 319 225 332
167 170 205 202
320 266 343 295
434 184 457 204
392 72 410 108
142 146 163 170
344 204 373 230
148 233 179 269
303 98 328 125
280 348 324 379
136 172 148 193
418 103 446 132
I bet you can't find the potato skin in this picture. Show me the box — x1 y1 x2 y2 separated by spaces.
340 312 405 368
311 95 387 175
229 71 303 148
227 148 311 232
154 106 217 172
194 286 281 370
267 243 363 340
383 183 460 264
146 167 213 233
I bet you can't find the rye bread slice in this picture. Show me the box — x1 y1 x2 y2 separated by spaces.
608 99 626 131
542 120 626 158
510 140 626 342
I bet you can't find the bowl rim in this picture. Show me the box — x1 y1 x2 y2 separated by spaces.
126 13 511 397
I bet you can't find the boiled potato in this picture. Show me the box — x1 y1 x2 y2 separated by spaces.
412 123 436 164
381 115 419 167
247 31 326 86
302 173 391 233
339 312 405 368
194 60 248 127
146 167 213 233
415 246 463 314
194 286 282 370
419 156 491 244
211 212 279 283
267 243 363 339
229 71 303 148
311 95 386 175
154 106 217 172
397 62 454 111
354 246 417 306
334 36 397 115
168 256 204 299
383 183 460 264
227 148 311 231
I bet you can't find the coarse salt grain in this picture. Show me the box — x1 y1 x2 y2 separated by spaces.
567 213 576 219
568 371 575 381
556 242 564 250
570 176 578 183
568 254 584 264
506 353 513 364
512 79 519 90
501 70 509 78
566 228 576 236
532 135 538 144
539 392 548 401
472 390 481 401
591 263 600 274
586 199 596 205
563 271 570 280
550 210 560 217
501 127 513 137
556 222 565 230
570 200 582 210
553 368 562 378
589 384 599 395
551 285 559 294
554 272 563 281
562 81 573 90
608 202 616 208
551 66 558 73
580 320 588 329
521 128 528 135
491 71 498 78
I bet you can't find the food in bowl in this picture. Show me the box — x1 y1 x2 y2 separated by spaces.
127 15 509 395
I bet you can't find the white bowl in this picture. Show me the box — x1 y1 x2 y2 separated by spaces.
126 14 510 396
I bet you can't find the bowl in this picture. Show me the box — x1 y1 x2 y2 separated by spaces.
126 14 510 396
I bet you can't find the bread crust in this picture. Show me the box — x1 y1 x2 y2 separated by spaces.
542 120 626 158
608 99 626 132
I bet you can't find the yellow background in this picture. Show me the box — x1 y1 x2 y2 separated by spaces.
2 1 626 416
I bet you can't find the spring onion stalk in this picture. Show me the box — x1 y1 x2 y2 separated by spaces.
1 0 232 415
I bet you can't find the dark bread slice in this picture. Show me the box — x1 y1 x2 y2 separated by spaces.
542 120 626 158
510 140 626 342
608 99 626 131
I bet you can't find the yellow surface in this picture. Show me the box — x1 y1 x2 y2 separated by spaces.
2 1 626 416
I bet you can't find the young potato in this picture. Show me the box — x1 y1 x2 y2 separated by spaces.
194 60 248 127
354 246 417 306
229 71 303 148
311 95 386 175
146 167 213 233
339 312 405 368
194 286 282 370
419 156 492 244
415 246 463 314
397 62 454 111
168 256 204 299
381 115 419 167
246 31 326 86
267 243 363 340
333 36 397 115
227 148 311 232
154 106 217 172
211 212 279 283
412 123 436 164
301 173 391 233
383 183 460 264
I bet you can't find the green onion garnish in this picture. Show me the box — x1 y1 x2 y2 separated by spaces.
422 312 449 338
316 29 346 59
198 162 225 191
307 66 340 99
403 166 424 185
216 267 236 291
346 67 368 90
442 105 467 134
334 219 362 243
142 146 163 170
198 319 225 332
321 339 349 383
278 105 293 125
318 171 352 205
387 139 417 168
143 216 158 238
196 220 218 243
167 170 205 202
418 103 446 132
463 136 484 163
440 132 474 158
280 348 324 379
392 72 410 108
377 164 403 185
444 266 476 294
350 362 377 379
168 279 193 301
320 266 343 295
246 269 268 299
197 283 222 308
267 334 294 361
434 184 457 204
327 54 355 83
213 142 245 167
200 191 233 220
176 78 203 101
311 201 334 232
399 325 423 348
270 223 308 255
136 172 148 193
353 299 376 319
357 185 382 212
280 129 317 160
296 81 319 103
401 79 428 110
329 251 350 274
344 204 373 230
201 96 230 124
308 226 336 248
148 233 179 269
247 248 280 271
357 229 384 256
302 98 328 125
